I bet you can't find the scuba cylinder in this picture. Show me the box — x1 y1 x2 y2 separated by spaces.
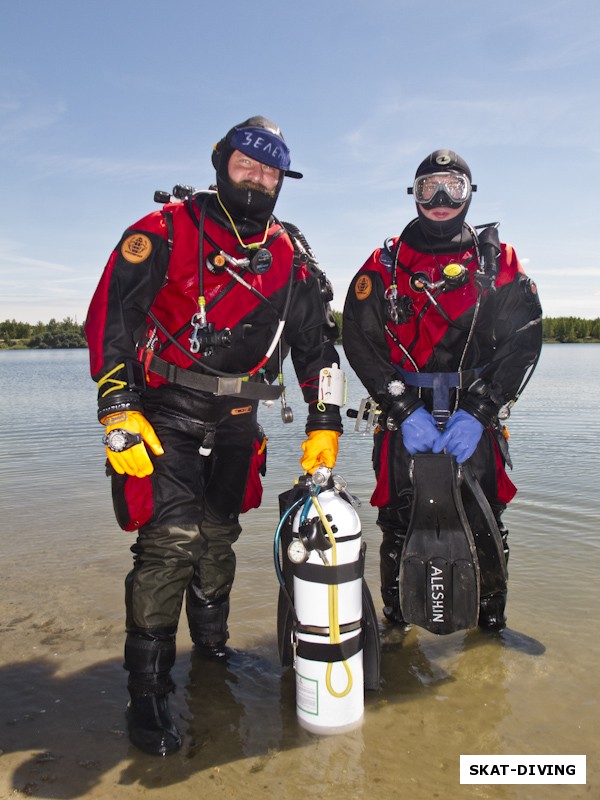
274 468 380 735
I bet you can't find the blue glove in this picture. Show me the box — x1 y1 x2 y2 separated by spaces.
432 409 484 463
400 407 441 454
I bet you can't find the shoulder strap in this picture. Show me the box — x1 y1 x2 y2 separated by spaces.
279 220 333 303
162 209 174 253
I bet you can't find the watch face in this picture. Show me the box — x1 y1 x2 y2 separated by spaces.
287 538 309 564
108 430 129 452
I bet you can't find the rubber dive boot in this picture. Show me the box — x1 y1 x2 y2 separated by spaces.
380 530 408 626
187 596 231 662
127 691 182 756
124 630 181 756
478 591 507 631
383 600 408 626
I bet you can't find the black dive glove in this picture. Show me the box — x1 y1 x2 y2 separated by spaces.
460 378 503 427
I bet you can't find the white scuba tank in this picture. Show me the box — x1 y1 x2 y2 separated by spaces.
290 472 364 734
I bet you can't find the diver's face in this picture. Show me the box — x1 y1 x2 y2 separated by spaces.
227 150 280 195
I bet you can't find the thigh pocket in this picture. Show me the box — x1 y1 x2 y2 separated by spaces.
241 434 267 514
111 473 154 531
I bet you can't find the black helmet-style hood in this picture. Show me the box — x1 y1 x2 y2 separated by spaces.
413 149 475 240
211 115 301 230
415 149 472 182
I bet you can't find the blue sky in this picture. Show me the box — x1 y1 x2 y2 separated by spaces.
1 0 598 323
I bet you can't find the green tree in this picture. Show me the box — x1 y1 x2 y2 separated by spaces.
331 309 343 342
23 317 87 349
27 329 87 348
0 319 32 340
542 317 555 339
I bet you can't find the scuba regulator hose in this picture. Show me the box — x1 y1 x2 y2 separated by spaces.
273 497 306 593
147 192 294 381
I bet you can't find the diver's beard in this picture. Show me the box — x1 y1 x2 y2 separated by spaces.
233 179 277 198
215 170 281 229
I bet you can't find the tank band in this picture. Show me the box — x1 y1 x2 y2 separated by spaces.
296 630 364 663
294 550 365 584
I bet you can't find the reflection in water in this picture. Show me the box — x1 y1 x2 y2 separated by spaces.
183 650 290 761
376 626 512 776
118 648 372 796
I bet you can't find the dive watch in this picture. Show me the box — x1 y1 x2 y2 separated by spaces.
103 428 142 452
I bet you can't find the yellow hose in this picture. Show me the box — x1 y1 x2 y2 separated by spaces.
311 494 353 698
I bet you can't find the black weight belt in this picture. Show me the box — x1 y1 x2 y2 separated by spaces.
147 354 283 400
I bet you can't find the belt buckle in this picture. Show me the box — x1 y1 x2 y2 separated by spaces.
215 376 242 396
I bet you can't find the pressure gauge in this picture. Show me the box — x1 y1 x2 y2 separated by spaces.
287 538 309 564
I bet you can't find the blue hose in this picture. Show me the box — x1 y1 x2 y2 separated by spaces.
273 496 306 587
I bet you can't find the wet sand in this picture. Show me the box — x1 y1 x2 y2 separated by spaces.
1 507 597 800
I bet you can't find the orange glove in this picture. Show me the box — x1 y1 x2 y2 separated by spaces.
300 430 340 474
102 410 164 477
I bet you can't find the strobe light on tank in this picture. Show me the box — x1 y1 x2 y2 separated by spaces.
288 468 365 734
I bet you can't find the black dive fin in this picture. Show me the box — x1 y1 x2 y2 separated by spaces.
276 487 302 668
277 585 295 667
461 464 508 597
361 576 381 691
400 454 480 634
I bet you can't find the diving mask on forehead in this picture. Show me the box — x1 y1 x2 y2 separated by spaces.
409 172 476 208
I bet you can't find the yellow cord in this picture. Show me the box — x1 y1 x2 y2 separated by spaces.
311 494 353 698
216 191 269 250
97 362 127 398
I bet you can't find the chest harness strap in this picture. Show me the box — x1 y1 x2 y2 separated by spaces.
394 366 483 428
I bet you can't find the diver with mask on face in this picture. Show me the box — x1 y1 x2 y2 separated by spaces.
85 116 342 756
343 149 542 637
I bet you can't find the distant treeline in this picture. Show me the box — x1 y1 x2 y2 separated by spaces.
1 314 599 349
0 317 87 349
540 316 600 342
329 312 600 344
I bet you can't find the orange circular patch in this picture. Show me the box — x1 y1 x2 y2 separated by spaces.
355 274 372 300
121 233 153 264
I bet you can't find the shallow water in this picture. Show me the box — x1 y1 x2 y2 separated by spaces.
0 345 598 799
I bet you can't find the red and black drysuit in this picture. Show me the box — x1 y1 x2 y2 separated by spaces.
85 192 340 670
342 219 542 621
